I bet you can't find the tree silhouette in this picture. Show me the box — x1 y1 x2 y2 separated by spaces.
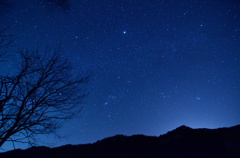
0 45 90 148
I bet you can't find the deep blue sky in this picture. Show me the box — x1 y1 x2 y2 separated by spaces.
1 0 240 151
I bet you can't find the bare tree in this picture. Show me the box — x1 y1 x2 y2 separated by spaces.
0 45 90 148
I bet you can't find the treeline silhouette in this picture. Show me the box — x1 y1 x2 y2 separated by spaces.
0 125 240 158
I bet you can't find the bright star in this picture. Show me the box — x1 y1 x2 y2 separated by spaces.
196 97 201 101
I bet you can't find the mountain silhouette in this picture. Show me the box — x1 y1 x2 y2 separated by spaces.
0 125 240 158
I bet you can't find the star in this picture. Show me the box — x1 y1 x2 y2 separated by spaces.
196 97 201 101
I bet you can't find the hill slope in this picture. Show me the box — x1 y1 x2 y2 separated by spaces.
0 125 240 158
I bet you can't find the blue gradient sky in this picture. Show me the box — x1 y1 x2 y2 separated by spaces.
0 0 240 151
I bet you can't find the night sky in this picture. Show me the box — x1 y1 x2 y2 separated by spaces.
1 0 240 151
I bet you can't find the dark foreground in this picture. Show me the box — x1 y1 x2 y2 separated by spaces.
1 125 240 158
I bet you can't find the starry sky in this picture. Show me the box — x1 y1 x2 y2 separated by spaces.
0 0 240 151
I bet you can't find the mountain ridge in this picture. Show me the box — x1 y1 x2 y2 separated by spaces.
1 124 240 158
